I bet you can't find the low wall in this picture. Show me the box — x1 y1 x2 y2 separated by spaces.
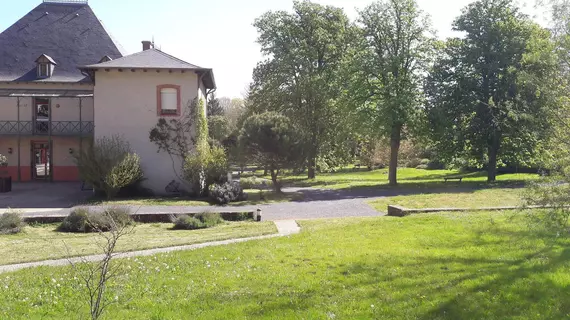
387 205 554 217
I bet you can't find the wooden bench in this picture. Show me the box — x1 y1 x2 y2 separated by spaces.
444 176 463 183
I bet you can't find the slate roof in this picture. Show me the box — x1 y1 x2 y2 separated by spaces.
81 48 217 89
82 48 201 69
0 1 126 83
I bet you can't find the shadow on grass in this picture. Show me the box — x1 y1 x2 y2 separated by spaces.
281 180 529 203
340 228 570 319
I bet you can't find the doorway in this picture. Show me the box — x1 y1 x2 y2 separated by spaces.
31 141 51 180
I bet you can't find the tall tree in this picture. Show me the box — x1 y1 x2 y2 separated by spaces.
207 94 225 117
250 1 354 179
350 0 433 186
425 0 559 181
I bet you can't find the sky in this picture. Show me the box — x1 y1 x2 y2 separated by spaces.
1 0 541 98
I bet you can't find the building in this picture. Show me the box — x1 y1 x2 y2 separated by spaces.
0 0 215 194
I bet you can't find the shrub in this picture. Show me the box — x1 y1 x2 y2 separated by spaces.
172 212 223 230
59 207 132 233
184 144 229 196
224 212 252 222
0 211 24 234
239 177 273 189
73 136 144 199
208 182 247 205
58 208 91 233
420 159 430 165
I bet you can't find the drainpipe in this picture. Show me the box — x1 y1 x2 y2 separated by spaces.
17 97 21 182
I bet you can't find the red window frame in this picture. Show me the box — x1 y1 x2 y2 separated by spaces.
157 84 181 117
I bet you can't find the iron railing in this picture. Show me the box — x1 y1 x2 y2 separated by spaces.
0 121 94 136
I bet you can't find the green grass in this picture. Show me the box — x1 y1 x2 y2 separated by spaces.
280 168 538 190
232 189 304 206
369 187 525 211
88 197 211 206
88 190 303 207
0 221 277 265
1 212 570 319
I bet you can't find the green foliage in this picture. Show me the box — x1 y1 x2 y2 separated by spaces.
208 182 247 205
182 98 229 196
208 115 232 143
250 1 356 178
348 0 434 185
58 208 132 233
195 98 209 151
73 136 143 199
239 177 273 189
207 95 225 117
172 212 223 230
239 112 303 192
0 211 24 235
425 0 560 182
184 144 229 196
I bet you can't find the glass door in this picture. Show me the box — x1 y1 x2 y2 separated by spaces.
34 98 50 134
31 142 51 180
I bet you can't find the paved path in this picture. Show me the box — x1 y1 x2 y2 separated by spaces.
11 187 390 220
0 220 300 274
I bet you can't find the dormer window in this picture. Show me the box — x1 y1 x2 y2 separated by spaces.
35 54 57 79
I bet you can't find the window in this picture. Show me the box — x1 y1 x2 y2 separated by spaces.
35 54 56 79
38 64 49 78
157 85 181 116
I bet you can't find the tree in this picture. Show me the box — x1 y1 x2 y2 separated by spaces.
207 94 225 117
251 1 354 179
238 112 303 192
425 0 559 181
350 0 433 186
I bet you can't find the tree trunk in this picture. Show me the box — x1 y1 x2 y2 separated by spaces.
487 136 500 182
307 156 316 179
389 124 402 187
270 169 281 193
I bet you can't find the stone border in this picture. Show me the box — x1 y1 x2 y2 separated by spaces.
23 210 263 224
387 205 553 217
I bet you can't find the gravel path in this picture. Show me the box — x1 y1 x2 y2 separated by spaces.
0 220 300 274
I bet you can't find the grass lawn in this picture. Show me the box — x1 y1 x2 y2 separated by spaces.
369 187 525 211
2 212 570 319
89 190 303 207
0 221 277 266
280 167 538 190
89 197 211 206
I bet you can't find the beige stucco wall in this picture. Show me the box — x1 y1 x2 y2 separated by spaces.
0 83 94 122
93 69 202 194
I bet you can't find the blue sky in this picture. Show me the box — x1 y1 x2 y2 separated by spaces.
1 0 538 98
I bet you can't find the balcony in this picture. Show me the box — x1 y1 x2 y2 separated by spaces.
0 121 94 136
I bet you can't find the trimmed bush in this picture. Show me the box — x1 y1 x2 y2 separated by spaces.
58 207 132 233
0 211 24 234
239 177 273 189
208 182 247 205
58 208 91 233
172 212 223 230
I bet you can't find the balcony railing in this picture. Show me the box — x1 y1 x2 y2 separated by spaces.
0 121 94 136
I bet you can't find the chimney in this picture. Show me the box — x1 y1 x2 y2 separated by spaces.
142 40 153 51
